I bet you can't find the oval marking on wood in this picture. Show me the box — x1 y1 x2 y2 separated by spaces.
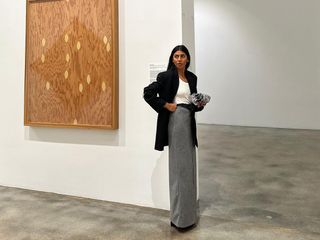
103 36 108 45
79 83 83 93
41 54 45 63
102 81 106 92
76 41 81 50
65 34 69 43
64 70 69 79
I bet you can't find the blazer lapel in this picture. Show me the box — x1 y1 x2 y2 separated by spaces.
171 69 179 99
186 71 196 94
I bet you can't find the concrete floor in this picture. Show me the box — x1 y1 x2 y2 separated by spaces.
1 124 320 239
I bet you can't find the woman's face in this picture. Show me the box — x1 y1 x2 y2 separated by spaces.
172 50 189 71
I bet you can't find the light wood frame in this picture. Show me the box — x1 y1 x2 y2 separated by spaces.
24 0 118 129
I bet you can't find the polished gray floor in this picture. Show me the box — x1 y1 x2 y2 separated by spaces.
1 124 320 239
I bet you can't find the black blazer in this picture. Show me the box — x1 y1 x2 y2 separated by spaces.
143 68 203 151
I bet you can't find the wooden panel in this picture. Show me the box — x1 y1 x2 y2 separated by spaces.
25 0 118 129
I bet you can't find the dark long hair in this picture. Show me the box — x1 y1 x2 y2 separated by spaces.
167 45 191 71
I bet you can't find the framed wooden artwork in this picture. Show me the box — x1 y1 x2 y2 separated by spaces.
24 0 118 129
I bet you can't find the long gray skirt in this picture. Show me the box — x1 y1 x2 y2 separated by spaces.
168 105 198 228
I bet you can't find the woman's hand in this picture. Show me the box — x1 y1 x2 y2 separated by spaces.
197 102 207 108
164 103 177 112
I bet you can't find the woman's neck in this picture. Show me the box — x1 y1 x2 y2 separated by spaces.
177 69 185 77
178 69 187 82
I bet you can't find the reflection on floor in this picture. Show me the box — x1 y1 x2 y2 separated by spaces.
1 124 320 239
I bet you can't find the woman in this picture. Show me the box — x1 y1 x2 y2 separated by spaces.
143 45 205 230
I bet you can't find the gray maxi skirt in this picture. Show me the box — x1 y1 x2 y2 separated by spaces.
168 105 198 228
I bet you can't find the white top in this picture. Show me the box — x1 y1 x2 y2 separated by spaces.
174 78 191 104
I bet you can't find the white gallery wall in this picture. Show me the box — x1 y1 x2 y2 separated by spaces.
0 0 194 210
195 0 320 129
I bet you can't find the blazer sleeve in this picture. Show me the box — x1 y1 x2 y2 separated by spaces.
143 73 167 113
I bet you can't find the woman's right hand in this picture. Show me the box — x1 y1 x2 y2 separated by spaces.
164 102 177 112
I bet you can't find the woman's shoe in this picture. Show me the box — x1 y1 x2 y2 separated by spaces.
170 222 196 232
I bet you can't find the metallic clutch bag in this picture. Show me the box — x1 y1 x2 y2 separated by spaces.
190 93 211 107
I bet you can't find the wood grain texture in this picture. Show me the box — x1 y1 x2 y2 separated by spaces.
25 0 118 129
